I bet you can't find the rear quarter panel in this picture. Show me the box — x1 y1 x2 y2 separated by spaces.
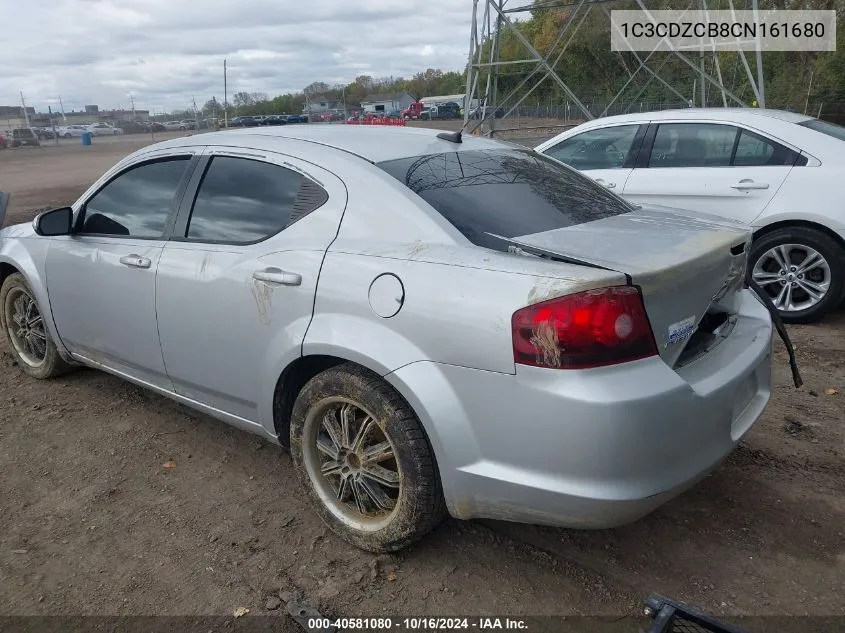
305 245 625 376
753 165 845 241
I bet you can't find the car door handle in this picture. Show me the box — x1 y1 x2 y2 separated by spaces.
731 179 769 190
119 254 152 269
594 178 616 189
253 268 302 286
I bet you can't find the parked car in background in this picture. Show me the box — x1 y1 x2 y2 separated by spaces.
9 128 40 147
87 122 122 136
536 108 845 323
0 126 776 553
57 125 89 138
229 116 261 127
263 115 287 126
288 114 308 123
178 120 197 131
33 127 57 140
162 121 183 131
150 122 166 132
116 120 152 134
0 132 8 149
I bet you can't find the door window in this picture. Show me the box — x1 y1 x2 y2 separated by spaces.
648 123 737 168
184 156 328 244
733 129 797 166
544 125 640 170
79 157 190 237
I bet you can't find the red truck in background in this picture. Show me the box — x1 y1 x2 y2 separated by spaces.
401 100 425 120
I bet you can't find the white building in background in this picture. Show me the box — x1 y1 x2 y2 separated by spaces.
305 95 333 114
361 92 415 114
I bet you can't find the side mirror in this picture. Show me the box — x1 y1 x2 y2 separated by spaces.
33 207 73 237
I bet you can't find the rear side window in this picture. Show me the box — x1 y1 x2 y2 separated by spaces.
733 129 796 166
377 149 633 252
649 123 737 168
185 156 328 244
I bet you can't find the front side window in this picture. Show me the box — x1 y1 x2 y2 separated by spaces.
648 123 737 168
80 157 190 238
378 149 633 252
544 125 640 170
185 156 327 244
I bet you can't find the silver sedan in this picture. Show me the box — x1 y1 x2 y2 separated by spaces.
0 126 774 552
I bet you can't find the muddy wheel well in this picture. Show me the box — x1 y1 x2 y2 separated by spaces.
273 355 346 445
754 220 845 254
0 263 19 288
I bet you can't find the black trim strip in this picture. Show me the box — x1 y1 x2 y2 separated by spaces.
635 123 657 168
748 278 803 388
624 124 649 169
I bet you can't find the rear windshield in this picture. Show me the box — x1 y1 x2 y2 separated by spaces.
798 118 845 142
377 149 633 252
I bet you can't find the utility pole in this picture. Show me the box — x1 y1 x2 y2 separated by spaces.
48 106 58 146
130 94 136 120
20 91 30 127
191 95 200 129
58 95 67 121
223 59 228 128
751 0 766 107
804 67 814 115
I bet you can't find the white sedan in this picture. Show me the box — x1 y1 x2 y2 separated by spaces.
536 108 845 323
86 122 122 136
56 125 90 138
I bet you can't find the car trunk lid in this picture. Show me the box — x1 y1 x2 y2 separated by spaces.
509 205 752 367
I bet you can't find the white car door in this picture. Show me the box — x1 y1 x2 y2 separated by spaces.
154 148 347 428
538 123 643 192
621 121 797 224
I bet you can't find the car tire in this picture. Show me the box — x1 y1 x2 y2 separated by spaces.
63 133 71 139
290 362 446 553
748 226 845 324
0 273 74 379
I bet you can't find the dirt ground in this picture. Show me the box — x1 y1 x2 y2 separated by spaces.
0 131 843 625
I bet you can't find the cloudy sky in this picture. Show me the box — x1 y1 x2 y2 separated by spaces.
2 0 473 114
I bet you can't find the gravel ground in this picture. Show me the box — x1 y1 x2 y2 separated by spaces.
0 128 843 626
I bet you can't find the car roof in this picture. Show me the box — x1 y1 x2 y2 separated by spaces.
154 124 506 163
577 107 814 126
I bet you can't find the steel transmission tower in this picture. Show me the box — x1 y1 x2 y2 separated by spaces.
464 0 767 137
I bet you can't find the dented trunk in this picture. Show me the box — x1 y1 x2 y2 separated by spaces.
512 205 753 367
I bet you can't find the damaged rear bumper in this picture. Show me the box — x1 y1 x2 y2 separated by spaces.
386 289 772 528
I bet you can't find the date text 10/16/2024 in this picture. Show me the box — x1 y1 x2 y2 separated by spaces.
308 617 529 630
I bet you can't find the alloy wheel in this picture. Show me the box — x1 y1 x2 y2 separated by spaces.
303 399 401 532
5 288 47 368
751 243 831 313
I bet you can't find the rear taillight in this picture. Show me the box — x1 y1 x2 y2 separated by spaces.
511 286 658 370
